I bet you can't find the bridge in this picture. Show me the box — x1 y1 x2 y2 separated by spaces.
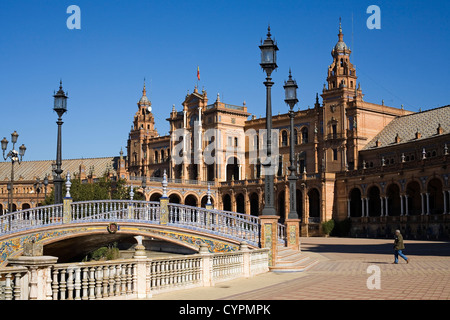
0 177 317 300
0 199 280 265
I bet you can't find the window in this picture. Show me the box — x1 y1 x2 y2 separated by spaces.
332 124 337 138
281 130 288 146
294 129 298 145
301 128 308 144
332 148 338 161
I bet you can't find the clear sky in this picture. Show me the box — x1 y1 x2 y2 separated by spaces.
0 0 449 162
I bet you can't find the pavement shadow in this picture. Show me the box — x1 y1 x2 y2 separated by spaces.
302 240 450 257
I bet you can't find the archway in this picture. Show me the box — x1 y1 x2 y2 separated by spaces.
226 157 240 181
428 178 444 214
349 188 362 217
386 184 401 216
22 203 31 210
222 194 232 212
367 186 381 217
150 193 162 202
184 194 198 207
169 193 181 204
250 192 259 216
236 193 245 214
406 181 421 215
308 188 320 222
277 191 286 223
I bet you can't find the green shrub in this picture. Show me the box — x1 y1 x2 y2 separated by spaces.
322 219 335 235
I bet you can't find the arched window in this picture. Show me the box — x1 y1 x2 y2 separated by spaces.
301 127 308 144
281 130 288 146
154 150 159 164
294 129 298 145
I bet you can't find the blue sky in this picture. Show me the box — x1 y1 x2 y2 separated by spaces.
0 0 449 161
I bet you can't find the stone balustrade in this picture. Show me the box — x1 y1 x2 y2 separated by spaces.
0 243 269 300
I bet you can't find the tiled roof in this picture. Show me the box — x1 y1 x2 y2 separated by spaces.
0 157 119 182
363 105 450 150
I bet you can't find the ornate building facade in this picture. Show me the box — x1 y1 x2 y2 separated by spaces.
1 25 449 238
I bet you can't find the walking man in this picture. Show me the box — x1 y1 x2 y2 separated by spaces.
393 229 409 264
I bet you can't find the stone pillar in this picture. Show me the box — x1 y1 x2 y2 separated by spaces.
421 193 425 215
160 170 169 225
7 240 58 300
285 219 301 251
426 193 430 215
205 184 213 210
259 215 279 267
361 198 365 217
400 195 404 216
443 190 447 214
405 195 409 216
385 197 389 216
63 173 73 224
199 243 212 287
133 236 150 299
240 242 251 278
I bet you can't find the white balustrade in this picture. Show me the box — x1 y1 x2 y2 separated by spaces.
0 247 269 300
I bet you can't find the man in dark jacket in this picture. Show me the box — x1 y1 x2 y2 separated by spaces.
393 230 409 264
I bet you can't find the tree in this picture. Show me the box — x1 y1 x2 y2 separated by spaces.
42 172 142 204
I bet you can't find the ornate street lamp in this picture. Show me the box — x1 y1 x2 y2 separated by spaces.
284 69 299 219
2 131 26 212
259 26 278 216
53 81 68 204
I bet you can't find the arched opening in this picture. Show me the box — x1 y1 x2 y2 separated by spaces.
249 192 259 216
169 194 181 204
22 203 31 210
406 181 421 215
236 193 245 214
386 184 401 216
184 194 198 207
296 189 303 218
277 191 285 223
349 188 362 217
301 127 308 144
308 188 320 222
281 130 288 147
428 178 444 214
207 164 214 181
226 157 239 181
150 193 162 202
222 194 232 212
367 186 381 217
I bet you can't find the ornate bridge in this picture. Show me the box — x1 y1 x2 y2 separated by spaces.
0 199 287 267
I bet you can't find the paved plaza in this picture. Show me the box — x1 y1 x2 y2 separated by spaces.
151 237 450 300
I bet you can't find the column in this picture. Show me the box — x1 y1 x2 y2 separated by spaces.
361 198 365 217
442 190 447 214
385 197 389 216
426 193 430 215
380 197 384 217
259 215 279 267
400 195 404 216
421 193 425 215
365 198 369 217
405 195 409 216
347 199 351 218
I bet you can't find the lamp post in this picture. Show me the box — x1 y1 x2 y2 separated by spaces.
259 26 278 216
284 69 299 219
1 131 26 212
53 81 68 204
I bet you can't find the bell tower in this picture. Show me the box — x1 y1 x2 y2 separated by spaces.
127 81 159 177
325 20 358 93
321 20 362 173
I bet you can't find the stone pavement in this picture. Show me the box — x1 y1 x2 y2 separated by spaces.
150 237 450 300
